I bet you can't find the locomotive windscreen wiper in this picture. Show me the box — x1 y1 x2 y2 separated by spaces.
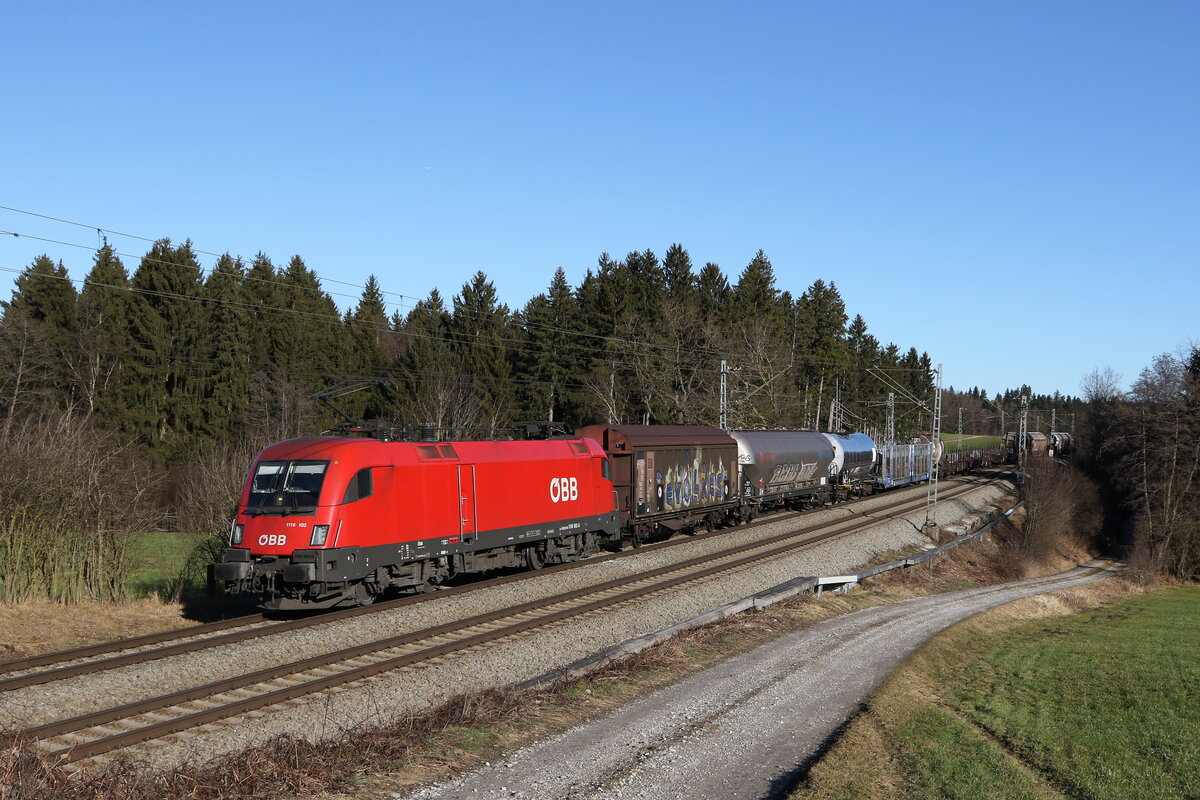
245 460 329 515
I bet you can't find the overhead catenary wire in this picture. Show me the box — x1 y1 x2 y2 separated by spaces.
1 206 938 424
1 228 745 367
0 204 931 371
0 237 887 376
0 258 651 372
0 213 748 362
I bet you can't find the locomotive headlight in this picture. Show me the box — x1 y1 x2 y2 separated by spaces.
230 522 244 545
310 524 330 547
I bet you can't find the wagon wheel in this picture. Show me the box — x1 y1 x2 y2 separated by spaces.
704 513 716 533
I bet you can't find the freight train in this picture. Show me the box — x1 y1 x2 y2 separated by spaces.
213 424 1024 611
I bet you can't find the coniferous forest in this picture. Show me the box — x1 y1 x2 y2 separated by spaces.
0 240 1083 601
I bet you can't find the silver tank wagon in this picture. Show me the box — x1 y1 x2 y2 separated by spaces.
729 430 836 510
823 432 877 484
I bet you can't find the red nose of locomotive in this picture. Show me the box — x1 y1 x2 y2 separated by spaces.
229 457 337 555
232 515 336 556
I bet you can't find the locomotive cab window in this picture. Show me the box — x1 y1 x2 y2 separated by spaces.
246 460 329 515
342 467 373 504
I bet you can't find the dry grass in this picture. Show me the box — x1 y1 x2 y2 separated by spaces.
0 599 196 662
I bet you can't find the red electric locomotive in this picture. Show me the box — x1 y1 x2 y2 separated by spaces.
213 436 621 610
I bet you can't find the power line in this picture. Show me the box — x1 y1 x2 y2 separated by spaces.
1 205 910 370
0 261 651 371
1 227 734 365
0 210 735 360
0 242 874 377
1 206 944 421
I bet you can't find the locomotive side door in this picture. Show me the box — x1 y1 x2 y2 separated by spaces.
457 465 477 543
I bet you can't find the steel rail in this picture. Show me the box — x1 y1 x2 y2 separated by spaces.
0 471 1006 691
0 613 267 674
31 479 999 764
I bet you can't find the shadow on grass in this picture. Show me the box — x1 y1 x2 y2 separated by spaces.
127 576 261 622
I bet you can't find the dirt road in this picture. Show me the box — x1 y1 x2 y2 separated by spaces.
405 561 1118 800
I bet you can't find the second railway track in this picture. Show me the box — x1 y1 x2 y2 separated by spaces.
10 475 1007 767
0 472 1004 693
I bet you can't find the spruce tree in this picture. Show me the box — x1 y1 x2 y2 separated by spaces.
728 250 791 426
796 280 850 428
731 250 783 320
75 244 135 420
244 252 285 367
127 239 204 457
277 255 346 396
663 244 696 302
696 262 730 324
195 254 252 440
393 288 465 429
844 313 880 428
0 255 78 430
451 271 516 429
622 249 667 319
346 275 390 418
518 267 581 424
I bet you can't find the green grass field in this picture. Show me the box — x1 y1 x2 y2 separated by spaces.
126 531 209 597
795 587 1200 799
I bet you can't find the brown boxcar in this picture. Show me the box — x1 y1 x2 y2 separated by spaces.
1026 432 1050 457
575 424 739 542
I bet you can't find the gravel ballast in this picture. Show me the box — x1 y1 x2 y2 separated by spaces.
3 477 1012 769
403 561 1117 800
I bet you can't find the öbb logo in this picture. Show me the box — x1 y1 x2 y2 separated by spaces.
258 534 287 546
549 476 578 503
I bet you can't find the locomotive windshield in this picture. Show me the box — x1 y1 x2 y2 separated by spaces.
244 460 329 515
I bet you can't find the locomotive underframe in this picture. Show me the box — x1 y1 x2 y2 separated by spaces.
216 510 620 610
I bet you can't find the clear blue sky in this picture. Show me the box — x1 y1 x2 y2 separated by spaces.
3 1 1197 399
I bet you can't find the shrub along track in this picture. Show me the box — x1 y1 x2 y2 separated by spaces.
6 476 1005 768
0 471 1004 693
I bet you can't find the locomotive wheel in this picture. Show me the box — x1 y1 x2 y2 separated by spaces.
525 546 545 570
352 583 377 606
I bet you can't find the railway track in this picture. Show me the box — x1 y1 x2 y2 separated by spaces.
11 476 1006 766
0 471 1004 692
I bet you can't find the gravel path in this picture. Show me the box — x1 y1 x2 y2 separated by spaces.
2 478 1010 770
405 560 1118 800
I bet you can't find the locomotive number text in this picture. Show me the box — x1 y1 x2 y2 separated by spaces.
550 477 579 503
